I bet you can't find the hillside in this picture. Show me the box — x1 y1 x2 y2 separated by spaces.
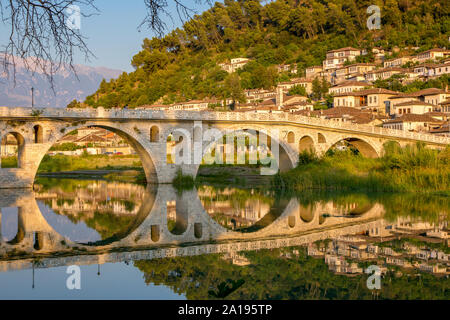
82 0 450 109
0 57 122 108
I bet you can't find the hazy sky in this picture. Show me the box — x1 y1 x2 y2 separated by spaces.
0 0 213 72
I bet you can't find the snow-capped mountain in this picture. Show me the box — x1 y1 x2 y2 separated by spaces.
0 57 123 108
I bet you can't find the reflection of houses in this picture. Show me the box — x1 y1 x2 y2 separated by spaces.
325 254 364 275
306 215 449 277
222 251 251 266
198 187 272 229
35 181 145 218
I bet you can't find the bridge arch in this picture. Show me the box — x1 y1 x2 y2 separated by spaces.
318 133 326 144
327 136 380 158
150 125 160 143
167 194 189 236
287 131 295 144
33 125 44 143
0 132 25 168
299 204 315 223
33 122 159 184
200 124 297 174
2 207 26 245
299 135 316 153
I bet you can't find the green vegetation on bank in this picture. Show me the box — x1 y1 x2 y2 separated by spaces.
74 0 449 109
0 156 18 168
274 142 450 194
37 154 142 173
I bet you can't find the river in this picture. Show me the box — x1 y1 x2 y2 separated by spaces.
0 177 448 299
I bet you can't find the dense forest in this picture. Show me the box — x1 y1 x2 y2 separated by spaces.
78 0 450 109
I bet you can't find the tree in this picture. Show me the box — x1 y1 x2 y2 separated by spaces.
67 99 82 109
288 85 307 96
0 0 213 87
311 77 322 101
223 73 245 109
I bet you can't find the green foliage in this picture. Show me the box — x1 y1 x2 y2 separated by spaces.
374 75 449 93
30 109 44 117
275 144 450 194
288 85 307 96
37 154 143 173
172 169 195 192
134 245 450 300
0 156 18 168
49 143 82 152
67 100 82 109
84 0 449 108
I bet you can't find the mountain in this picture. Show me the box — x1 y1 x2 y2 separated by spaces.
0 57 123 108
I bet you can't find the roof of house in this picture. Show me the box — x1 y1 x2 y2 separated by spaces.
327 47 361 53
333 88 399 97
75 133 108 143
393 100 435 107
430 123 450 133
389 88 447 99
440 99 450 105
384 113 440 124
424 111 448 116
416 48 450 54
366 67 405 74
331 81 372 88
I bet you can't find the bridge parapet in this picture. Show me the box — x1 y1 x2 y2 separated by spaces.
1 106 449 145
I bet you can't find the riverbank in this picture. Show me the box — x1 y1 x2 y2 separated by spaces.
33 142 449 195
274 143 450 195
37 154 142 173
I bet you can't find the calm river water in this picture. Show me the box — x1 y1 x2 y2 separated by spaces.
0 178 448 300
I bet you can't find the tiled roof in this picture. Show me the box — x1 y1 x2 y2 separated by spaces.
384 113 440 124
394 100 435 107
331 81 372 88
327 47 361 53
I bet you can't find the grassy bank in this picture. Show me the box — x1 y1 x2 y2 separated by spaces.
37 154 142 173
274 142 450 194
0 156 18 168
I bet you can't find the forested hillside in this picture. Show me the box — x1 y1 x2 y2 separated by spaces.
81 0 450 109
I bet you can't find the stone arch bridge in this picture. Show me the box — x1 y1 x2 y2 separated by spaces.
0 107 449 188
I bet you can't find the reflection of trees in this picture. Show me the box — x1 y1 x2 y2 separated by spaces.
134 246 450 300
381 194 450 223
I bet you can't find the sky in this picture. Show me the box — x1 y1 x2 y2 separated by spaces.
0 0 214 73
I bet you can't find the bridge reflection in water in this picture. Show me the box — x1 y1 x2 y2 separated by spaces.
0 179 392 273
1 180 449 299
